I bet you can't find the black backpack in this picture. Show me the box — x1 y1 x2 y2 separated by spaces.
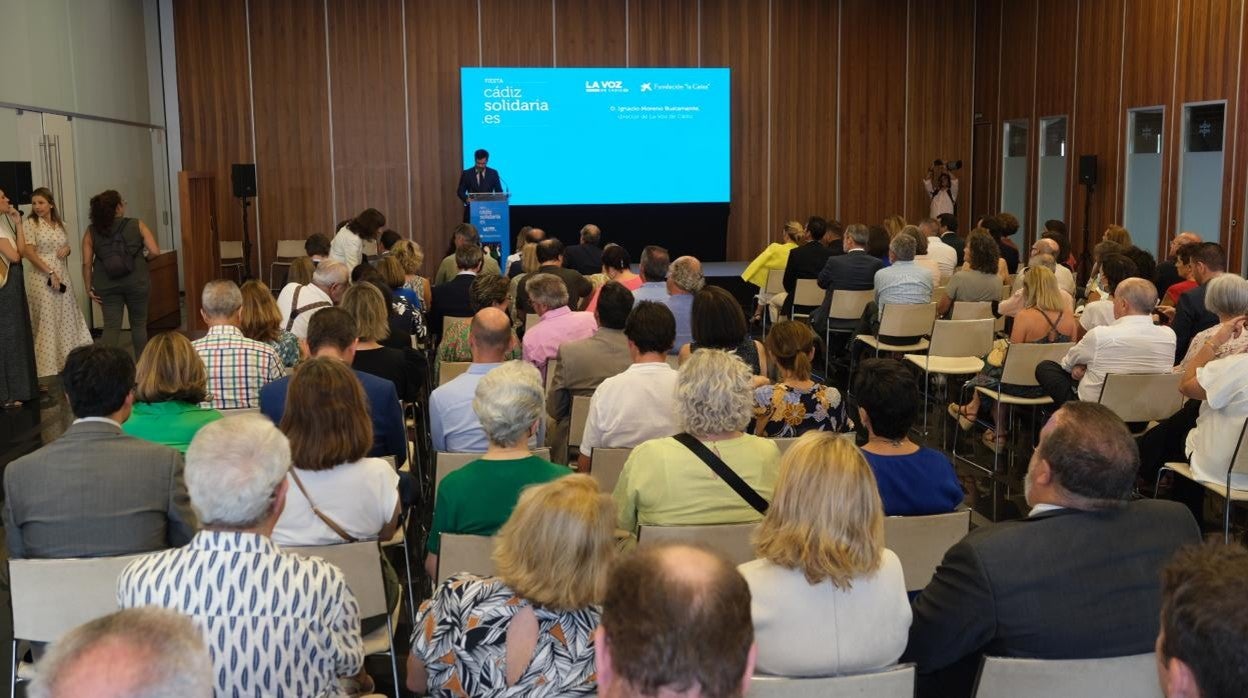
94 218 135 280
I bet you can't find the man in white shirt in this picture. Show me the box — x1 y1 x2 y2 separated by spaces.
1035 278 1175 407
276 259 349 339
1013 239 1076 295
576 301 680 471
920 218 957 280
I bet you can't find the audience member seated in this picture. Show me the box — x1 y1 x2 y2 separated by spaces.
781 216 835 317
239 279 301 367
505 225 544 276
901 225 941 287
1041 223 1078 272
632 245 671 304
986 214 1021 275
937 229 1003 316
361 261 426 345
950 266 1076 451
508 242 540 323
854 358 964 515
563 223 605 276
1172 274 1248 371
287 255 316 285
614 348 780 534
1083 239 1124 300
595 543 757 698
29 608 213 698
277 258 348 339
433 222 500 285
379 254 419 308
429 243 484 340
903 402 1202 698
920 217 958 279
261 307 407 467
389 238 432 311
1154 231 1202 297
1035 278 1175 409
577 301 679 472
998 253 1076 318
517 238 594 314
304 232 331 265
855 233 933 348
1156 543 1248 698
431 308 526 452
937 213 964 267
679 285 769 376
1167 242 1227 362
1161 241 1201 307
118 415 367 697
585 245 642 313
753 321 848 437
548 281 635 462
740 431 910 676
410 475 612 696
811 223 882 330
4 345 196 559
330 207 384 269
665 255 703 353
1013 238 1076 295
192 279 284 410
743 220 802 324
437 272 521 363
425 361 570 577
341 282 420 402
123 332 222 453
867 224 892 265
1080 253 1139 332
521 273 598 381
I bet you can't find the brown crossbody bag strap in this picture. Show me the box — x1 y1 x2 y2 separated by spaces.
287 471 358 543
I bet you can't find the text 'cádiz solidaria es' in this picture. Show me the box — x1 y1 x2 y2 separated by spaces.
483 100 551 111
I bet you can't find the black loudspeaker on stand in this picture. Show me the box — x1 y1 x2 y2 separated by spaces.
1078 155 1097 277
231 164 258 280
0 161 34 205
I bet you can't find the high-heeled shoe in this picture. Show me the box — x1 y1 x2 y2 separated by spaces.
947 403 975 431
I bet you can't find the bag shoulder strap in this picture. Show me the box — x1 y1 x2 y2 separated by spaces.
287 470 358 543
672 433 769 515
284 285 332 331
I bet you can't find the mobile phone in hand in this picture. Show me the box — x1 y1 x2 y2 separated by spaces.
47 277 66 294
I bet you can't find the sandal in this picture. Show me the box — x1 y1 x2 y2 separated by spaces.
2 400 22 410
947 403 976 431
981 429 1008 454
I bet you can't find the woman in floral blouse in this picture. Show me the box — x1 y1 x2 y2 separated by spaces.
408 475 614 697
753 320 848 437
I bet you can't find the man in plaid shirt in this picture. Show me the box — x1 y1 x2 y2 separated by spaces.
192 280 284 410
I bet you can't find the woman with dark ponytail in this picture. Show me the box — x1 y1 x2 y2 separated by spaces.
752 320 848 437
81 190 160 355
329 208 385 268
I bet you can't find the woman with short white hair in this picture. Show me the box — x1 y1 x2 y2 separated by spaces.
613 348 781 533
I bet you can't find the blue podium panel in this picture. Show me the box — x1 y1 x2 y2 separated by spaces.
470 194 510 266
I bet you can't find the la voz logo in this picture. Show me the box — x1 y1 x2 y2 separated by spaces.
584 80 627 93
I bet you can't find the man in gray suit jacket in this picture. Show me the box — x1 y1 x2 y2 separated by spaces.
546 281 635 463
903 402 1201 698
3 345 197 559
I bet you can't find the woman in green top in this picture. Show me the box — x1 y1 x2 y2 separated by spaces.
122 332 222 452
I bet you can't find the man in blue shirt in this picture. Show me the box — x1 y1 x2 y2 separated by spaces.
665 256 703 354
633 245 671 305
430 307 513 452
259 308 407 468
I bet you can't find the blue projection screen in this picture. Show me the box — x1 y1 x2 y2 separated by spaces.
461 67 730 206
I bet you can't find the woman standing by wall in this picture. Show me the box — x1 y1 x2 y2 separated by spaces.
23 187 92 377
0 190 38 408
82 190 160 356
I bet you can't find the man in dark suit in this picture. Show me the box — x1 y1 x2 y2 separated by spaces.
780 216 835 317
430 243 485 342
903 402 1202 698
3 345 197 559
937 213 964 267
563 224 605 275
517 238 593 314
810 223 883 329
455 148 502 206
1166 241 1224 362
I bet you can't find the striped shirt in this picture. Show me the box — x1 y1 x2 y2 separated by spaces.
193 325 284 410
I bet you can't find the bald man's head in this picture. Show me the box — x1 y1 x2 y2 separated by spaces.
469 307 513 362
1114 277 1159 316
1171 231 1202 256
1033 238 1058 256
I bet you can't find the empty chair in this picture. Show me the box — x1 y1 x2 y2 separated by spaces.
569 395 592 449
436 533 497 584
882 510 971 591
748 664 916 698
788 278 825 322
973 653 1162 698
589 447 632 492
950 301 994 320
269 239 305 289
855 302 938 356
821 289 875 376
638 523 758 565
904 318 996 434
219 240 245 281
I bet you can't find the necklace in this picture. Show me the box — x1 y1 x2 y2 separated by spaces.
870 435 905 447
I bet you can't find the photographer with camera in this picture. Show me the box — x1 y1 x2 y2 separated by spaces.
924 159 961 219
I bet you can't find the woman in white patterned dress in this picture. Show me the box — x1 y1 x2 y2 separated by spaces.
23 187 92 377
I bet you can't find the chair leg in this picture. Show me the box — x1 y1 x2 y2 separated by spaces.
11 639 18 698
1225 499 1233 544
386 615 401 698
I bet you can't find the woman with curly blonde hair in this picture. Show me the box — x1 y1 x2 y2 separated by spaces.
740 431 909 676
389 239 432 311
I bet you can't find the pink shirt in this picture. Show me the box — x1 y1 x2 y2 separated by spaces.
522 306 598 380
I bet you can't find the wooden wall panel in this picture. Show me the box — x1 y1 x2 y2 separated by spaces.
1034 0 1077 117
406 1 479 268
838 0 908 228
701 0 770 260
997 0 1037 121
554 0 627 66
1122 0 1177 110
971 0 1002 223
1233 2 1248 268
247 0 334 270
1070 0 1125 259
770 0 838 226
628 0 699 67
327 0 410 238
173 0 254 250
480 0 554 66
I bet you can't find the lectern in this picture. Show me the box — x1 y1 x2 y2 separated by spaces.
468 192 511 265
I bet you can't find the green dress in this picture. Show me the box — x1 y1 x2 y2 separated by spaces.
122 401 224 453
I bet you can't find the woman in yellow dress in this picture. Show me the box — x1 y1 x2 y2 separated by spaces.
742 220 804 323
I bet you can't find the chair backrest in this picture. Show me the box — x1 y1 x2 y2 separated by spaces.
545 359 559 393
792 278 824 307
998 342 1074 387
933 286 947 308
878 303 937 338
590 447 632 492
827 289 875 321
219 406 261 415
883 510 971 591
1001 284 1013 300
441 315 470 335
950 301 994 320
928 319 996 359
436 448 553 489
438 361 471 386
1096 372 1184 424
526 313 541 332
274 239 306 259
1229 418 1248 479
436 534 497 584
219 240 243 259
748 664 916 697
665 353 681 369
361 240 379 258
769 437 799 454
974 653 1163 698
569 395 592 447
290 541 387 617
764 268 786 294
637 523 759 565
10 554 144 643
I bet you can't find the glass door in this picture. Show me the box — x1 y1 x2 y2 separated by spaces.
1036 116 1068 234
1177 101 1226 242
1001 119 1029 242
1124 107 1164 256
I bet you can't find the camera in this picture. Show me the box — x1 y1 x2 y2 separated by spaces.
933 159 963 171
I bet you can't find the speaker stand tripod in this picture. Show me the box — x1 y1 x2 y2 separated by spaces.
238 196 254 281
